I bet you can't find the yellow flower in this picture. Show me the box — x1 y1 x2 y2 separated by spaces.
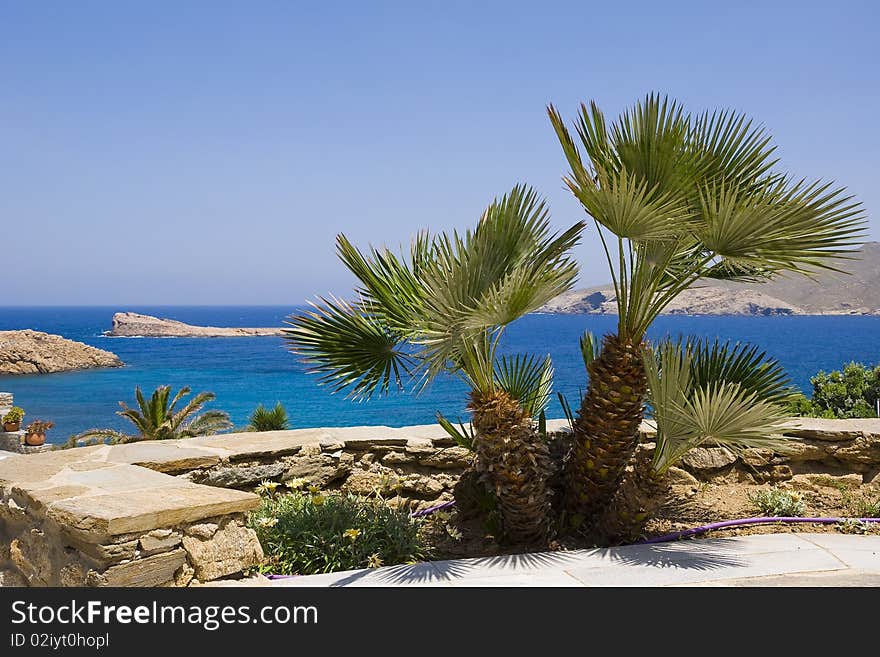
285 477 309 490
257 517 278 528
311 494 326 506
367 553 383 568
255 480 280 496
307 484 322 494
343 528 362 541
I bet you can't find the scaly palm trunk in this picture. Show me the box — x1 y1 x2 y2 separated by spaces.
564 334 647 527
592 445 671 543
469 390 554 543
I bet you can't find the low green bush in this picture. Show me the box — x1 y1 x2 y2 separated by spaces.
247 402 290 432
841 489 880 518
748 487 805 516
788 362 880 419
248 487 430 575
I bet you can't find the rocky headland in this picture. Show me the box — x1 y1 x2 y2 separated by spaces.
542 242 880 316
107 312 283 338
0 330 123 375
541 285 805 316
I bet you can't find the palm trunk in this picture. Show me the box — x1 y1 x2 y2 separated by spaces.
469 390 554 543
592 445 671 543
564 334 647 527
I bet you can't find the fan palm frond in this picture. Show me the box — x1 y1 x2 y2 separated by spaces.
494 354 553 418
284 296 413 399
644 339 792 475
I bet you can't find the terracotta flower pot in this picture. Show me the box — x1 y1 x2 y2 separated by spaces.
24 432 45 447
3 421 21 432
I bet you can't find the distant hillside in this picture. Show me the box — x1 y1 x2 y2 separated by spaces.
541 242 880 316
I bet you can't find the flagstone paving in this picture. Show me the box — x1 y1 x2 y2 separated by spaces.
264 533 880 587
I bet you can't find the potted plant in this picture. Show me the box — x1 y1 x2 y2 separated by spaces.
3 407 25 432
24 419 54 446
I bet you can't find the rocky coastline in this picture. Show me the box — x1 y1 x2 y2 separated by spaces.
106 312 283 338
542 242 880 316
0 330 123 375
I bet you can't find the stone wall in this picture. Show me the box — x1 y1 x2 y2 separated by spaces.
675 418 880 484
1 417 879 587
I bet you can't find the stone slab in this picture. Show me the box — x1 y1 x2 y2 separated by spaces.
95 549 186 587
781 418 880 441
104 441 226 473
45 479 259 539
187 429 330 460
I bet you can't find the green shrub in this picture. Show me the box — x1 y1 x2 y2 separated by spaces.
841 489 880 518
748 487 805 516
247 402 290 432
248 489 430 575
788 362 880 419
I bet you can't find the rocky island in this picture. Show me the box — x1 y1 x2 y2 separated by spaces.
106 312 283 337
0 330 123 375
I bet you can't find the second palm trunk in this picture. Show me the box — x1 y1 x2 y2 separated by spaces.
564 334 647 527
470 390 554 543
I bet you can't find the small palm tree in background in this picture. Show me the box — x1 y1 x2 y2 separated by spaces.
548 94 865 527
72 385 232 445
284 185 584 542
247 402 290 431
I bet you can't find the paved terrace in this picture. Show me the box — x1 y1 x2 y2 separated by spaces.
262 533 880 587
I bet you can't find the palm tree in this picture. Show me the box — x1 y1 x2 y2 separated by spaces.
73 385 232 444
284 185 584 542
548 94 865 527
247 402 290 431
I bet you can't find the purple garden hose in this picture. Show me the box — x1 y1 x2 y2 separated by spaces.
637 516 880 544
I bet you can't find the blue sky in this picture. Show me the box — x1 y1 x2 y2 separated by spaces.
2 1 877 305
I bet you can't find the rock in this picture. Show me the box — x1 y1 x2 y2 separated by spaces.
343 469 400 496
174 563 196 587
181 521 263 582
74 539 139 565
756 465 792 483
90 549 186 587
9 532 52 585
0 568 28 587
666 466 699 487
741 449 775 467
680 447 737 472
805 473 864 489
59 562 89 587
186 522 219 540
834 436 880 467
778 438 831 462
417 447 474 470
139 530 182 556
197 462 287 488
283 451 353 488
0 330 122 375
397 474 447 498
107 312 281 338
381 451 414 465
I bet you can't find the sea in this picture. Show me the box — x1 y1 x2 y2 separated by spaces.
1 306 878 444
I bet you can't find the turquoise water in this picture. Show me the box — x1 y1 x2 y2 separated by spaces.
1 306 878 443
